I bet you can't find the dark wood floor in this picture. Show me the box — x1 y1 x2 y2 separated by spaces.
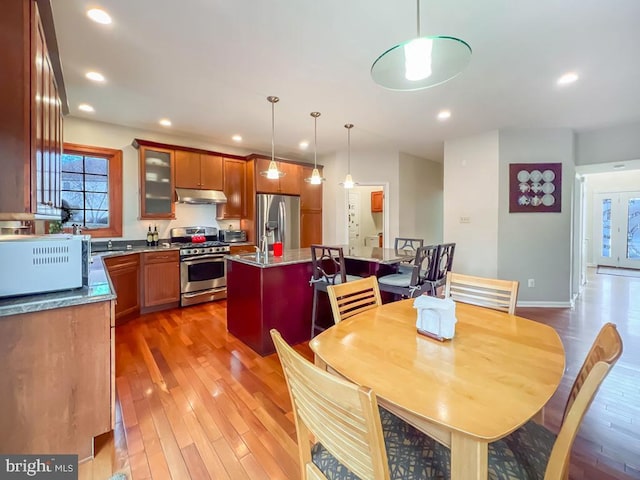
79 267 640 480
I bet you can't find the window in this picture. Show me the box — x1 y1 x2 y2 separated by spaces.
61 143 122 238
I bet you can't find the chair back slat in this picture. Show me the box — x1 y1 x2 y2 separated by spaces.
271 330 389 480
545 323 622 479
445 272 519 314
394 237 424 254
327 276 382 323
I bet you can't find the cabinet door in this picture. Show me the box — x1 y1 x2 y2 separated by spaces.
142 251 180 307
279 162 302 195
200 154 223 190
139 146 175 219
218 158 245 219
255 158 280 194
174 150 200 189
104 255 140 324
301 166 323 211
301 210 322 248
371 191 383 212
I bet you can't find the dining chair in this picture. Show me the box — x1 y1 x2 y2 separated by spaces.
327 276 382 324
310 245 361 337
270 329 440 480
378 244 439 299
425 322 623 480
394 237 425 275
423 242 455 296
444 271 519 314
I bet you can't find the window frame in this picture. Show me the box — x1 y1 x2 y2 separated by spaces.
62 142 123 238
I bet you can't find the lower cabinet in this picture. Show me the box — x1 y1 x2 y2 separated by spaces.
301 210 322 247
0 300 113 461
142 250 180 309
103 254 140 325
230 244 255 255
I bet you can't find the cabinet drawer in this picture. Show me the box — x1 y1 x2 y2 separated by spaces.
103 254 140 271
230 244 255 255
143 250 179 264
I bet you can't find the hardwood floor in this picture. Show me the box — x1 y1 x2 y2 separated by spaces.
80 266 639 480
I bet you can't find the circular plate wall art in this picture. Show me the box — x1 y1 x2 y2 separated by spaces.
509 163 562 213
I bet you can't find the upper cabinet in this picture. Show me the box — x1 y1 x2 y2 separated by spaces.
136 144 175 219
175 150 223 190
217 158 246 219
300 166 323 211
0 0 67 219
253 156 301 195
371 190 383 213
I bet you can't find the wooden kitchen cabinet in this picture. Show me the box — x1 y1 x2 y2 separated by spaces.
103 254 140 325
0 0 65 219
141 250 180 309
217 158 246 219
254 157 302 195
371 190 383 212
301 210 323 247
229 244 255 255
300 166 323 211
136 143 175 219
175 149 223 190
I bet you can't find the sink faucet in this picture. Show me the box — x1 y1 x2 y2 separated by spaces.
261 234 269 258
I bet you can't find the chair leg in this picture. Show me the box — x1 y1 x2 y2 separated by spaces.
311 288 318 338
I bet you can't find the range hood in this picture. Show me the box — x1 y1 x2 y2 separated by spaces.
175 188 227 205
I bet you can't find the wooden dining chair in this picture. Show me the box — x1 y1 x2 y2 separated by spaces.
444 271 519 314
424 322 623 480
327 276 382 324
310 245 361 337
270 329 440 480
378 245 439 299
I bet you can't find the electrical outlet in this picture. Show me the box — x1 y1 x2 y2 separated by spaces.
528 278 535 288
459 216 471 223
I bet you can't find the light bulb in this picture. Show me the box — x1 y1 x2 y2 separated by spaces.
404 38 433 81
267 161 280 179
310 168 322 185
343 174 354 189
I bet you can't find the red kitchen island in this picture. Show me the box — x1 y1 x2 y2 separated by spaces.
225 246 409 355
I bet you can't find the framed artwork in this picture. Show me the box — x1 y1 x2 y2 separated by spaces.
509 163 562 213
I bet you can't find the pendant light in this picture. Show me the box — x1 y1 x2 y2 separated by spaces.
260 96 286 179
304 111 325 185
371 0 471 91
342 123 357 189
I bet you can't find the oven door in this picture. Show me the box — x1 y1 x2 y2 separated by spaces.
180 254 226 294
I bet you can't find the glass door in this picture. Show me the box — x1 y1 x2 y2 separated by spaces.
595 192 640 268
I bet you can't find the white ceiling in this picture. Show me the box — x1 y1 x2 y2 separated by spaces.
51 0 640 163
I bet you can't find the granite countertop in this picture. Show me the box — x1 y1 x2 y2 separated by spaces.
0 255 116 317
226 246 412 268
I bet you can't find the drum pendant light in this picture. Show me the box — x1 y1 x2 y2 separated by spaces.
260 96 286 179
371 0 471 91
304 112 325 185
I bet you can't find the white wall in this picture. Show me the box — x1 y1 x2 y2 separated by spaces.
497 129 575 304
576 121 640 166
64 117 254 241
399 153 443 246
443 131 500 277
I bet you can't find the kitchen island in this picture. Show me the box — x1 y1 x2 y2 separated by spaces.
226 246 409 355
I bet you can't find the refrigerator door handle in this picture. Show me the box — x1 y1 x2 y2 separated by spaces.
279 198 286 246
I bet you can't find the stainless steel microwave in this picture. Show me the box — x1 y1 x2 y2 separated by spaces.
0 234 90 298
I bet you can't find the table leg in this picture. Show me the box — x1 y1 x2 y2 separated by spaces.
451 432 488 480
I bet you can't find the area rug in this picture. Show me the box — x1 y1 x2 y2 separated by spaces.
596 266 640 278
107 474 127 480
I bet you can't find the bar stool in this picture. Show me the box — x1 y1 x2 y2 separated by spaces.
309 245 361 338
424 242 456 296
378 244 438 299
394 237 424 275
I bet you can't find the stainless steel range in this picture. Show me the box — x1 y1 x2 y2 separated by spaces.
171 226 230 307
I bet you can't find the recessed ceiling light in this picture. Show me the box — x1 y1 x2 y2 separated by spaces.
557 72 578 85
78 103 94 112
232 135 242 142
87 8 112 25
85 71 105 82
159 119 172 127
299 141 309 150
437 110 451 120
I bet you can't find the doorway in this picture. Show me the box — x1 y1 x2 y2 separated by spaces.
594 191 640 268
346 185 385 248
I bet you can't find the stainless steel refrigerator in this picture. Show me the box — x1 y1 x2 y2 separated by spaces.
256 194 300 251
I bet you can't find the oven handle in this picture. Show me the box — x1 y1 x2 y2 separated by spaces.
181 254 226 263
183 287 226 299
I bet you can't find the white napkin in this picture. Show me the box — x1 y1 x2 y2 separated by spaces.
413 296 457 339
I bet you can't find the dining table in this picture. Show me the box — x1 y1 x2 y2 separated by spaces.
310 298 566 480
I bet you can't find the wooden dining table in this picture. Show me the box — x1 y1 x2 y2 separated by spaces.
310 298 565 480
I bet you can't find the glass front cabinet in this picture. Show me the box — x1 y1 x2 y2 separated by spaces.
135 141 175 219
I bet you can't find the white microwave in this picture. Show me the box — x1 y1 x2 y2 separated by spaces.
0 234 87 298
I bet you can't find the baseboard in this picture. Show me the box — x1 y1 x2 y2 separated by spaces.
516 301 573 308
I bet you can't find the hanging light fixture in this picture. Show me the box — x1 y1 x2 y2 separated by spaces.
371 0 471 91
260 96 286 179
304 112 325 185
341 124 357 189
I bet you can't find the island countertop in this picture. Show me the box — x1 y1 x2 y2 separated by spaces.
226 245 412 268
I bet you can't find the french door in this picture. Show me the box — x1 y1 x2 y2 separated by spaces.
595 192 640 268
